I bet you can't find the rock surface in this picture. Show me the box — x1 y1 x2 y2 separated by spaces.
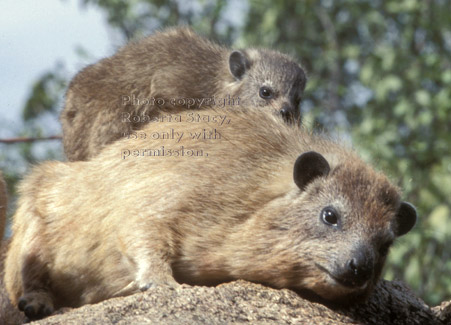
1 240 447 325
21 280 442 325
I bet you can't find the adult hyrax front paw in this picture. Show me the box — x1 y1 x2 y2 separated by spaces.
18 291 54 321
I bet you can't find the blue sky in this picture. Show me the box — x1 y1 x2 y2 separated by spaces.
0 0 113 138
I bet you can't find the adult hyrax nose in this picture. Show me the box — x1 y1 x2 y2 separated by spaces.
336 250 374 288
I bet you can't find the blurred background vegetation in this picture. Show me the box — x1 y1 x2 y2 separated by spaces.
0 0 450 306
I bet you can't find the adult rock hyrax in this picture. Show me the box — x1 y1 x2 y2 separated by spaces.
5 107 416 320
61 26 306 161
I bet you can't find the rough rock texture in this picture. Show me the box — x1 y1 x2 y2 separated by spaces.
2 280 435 325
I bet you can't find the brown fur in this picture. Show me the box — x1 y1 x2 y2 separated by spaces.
0 172 6 239
1 175 24 324
5 107 415 320
61 26 306 161
1 240 25 325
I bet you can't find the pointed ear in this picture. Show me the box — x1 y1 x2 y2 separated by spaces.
394 202 417 236
229 50 250 80
293 151 330 191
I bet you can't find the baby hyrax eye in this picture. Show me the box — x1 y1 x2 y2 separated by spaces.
320 206 339 227
259 86 274 100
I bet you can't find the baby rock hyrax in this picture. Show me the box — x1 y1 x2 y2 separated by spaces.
61 26 307 161
5 107 416 320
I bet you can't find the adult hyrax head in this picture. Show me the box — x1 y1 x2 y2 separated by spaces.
254 151 417 303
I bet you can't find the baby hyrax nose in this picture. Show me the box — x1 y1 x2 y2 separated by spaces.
280 103 297 122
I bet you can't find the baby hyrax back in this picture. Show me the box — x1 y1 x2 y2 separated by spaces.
61 26 306 161
5 107 416 320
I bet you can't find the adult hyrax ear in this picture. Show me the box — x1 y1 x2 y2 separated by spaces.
394 202 417 236
293 151 330 191
229 50 250 80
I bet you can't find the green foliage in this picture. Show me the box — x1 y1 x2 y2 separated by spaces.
5 0 450 305
23 62 68 121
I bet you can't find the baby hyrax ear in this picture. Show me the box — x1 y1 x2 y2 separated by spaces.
394 202 417 236
293 151 330 191
229 50 250 80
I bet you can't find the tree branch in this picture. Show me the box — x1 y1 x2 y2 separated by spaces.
0 136 62 144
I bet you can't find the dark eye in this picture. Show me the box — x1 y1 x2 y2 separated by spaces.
259 86 274 99
320 207 339 227
379 242 392 256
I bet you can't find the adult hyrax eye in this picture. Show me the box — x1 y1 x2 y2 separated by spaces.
259 86 274 100
320 207 339 227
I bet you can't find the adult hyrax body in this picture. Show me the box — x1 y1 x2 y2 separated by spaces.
61 27 306 161
5 107 416 320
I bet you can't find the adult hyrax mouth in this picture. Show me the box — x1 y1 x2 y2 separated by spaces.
315 263 368 290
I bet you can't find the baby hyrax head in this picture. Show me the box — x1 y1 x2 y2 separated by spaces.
227 48 306 122
249 151 417 303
